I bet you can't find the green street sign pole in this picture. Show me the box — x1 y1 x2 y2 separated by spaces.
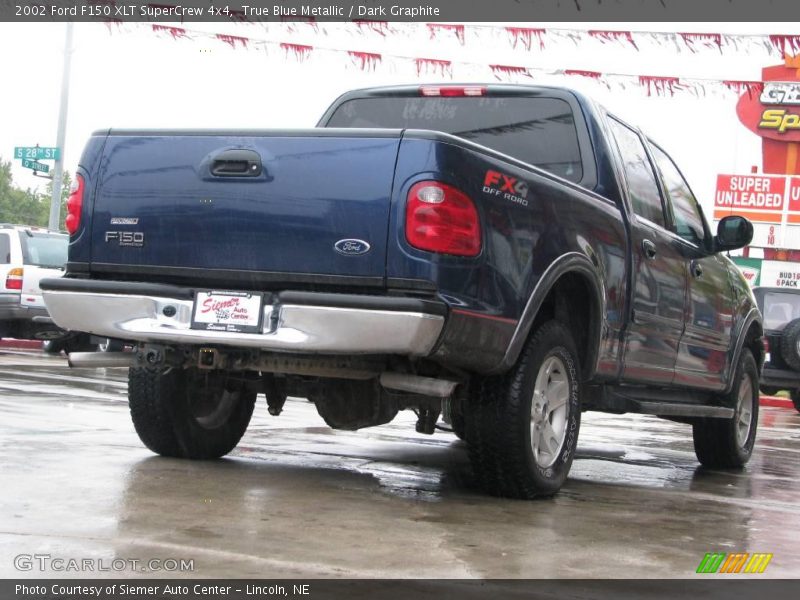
50 22 73 232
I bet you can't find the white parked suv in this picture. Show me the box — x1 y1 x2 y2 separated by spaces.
0 224 69 342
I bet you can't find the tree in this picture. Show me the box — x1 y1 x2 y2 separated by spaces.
0 157 69 230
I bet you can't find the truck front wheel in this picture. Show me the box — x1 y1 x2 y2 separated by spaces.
465 320 581 499
693 349 759 468
128 367 256 459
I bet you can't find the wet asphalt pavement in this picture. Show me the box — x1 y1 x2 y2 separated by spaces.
1 349 800 579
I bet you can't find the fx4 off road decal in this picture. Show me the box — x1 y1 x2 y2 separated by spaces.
483 169 529 207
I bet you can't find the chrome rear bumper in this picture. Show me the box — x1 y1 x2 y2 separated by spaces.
42 290 445 356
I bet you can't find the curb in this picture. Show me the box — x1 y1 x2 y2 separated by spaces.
759 395 795 410
0 338 43 350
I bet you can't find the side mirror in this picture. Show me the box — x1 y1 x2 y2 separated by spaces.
715 216 753 252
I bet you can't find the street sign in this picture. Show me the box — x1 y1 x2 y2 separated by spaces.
14 146 60 161
22 159 50 174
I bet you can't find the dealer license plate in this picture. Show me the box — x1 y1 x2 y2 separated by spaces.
191 290 263 334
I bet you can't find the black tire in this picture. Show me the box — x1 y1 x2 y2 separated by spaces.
450 412 466 441
465 320 581 499
64 334 98 353
42 340 66 354
693 349 759 468
791 390 800 413
759 386 781 396
779 319 800 371
128 367 256 459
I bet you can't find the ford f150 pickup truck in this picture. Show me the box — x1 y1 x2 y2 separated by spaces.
41 85 763 499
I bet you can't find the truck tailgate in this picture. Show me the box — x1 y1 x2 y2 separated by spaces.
89 130 402 285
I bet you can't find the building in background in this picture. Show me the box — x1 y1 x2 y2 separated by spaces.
715 54 800 287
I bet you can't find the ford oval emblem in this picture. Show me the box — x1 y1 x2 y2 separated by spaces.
334 239 371 256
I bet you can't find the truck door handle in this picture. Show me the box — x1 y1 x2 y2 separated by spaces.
210 149 262 177
642 239 657 260
691 261 703 279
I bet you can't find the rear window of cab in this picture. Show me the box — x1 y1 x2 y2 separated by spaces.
326 96 584 183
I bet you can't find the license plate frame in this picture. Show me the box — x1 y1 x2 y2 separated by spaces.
191 290 264 334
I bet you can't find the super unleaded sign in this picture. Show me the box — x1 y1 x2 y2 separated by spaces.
714 175 786 222
714 174 800 249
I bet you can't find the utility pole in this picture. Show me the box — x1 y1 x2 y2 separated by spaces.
49 22 74 232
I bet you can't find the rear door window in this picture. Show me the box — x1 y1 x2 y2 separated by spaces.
18 232 68 268
650 144 707 247
0 233 10 264
608 118 667 228
327 96 584 182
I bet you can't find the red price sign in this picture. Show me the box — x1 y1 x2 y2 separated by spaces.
714 174 786 223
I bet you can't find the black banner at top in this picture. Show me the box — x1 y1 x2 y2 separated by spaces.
2 0 800 23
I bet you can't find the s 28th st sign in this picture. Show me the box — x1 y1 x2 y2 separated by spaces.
14 146 60 161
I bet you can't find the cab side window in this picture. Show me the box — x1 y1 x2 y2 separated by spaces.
0 233 10 264
608 118 667 228
650 144 707 247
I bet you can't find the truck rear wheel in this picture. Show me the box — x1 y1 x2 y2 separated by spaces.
693 349 758 468
465 320 581 499
791 390 800 413
128 367 256 459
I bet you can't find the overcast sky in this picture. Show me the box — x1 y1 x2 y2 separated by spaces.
0 21 797 219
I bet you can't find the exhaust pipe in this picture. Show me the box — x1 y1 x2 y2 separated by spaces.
379 372 459 398
68 352 135 369
66 349 461 396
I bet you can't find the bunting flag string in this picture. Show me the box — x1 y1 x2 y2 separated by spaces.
320 22 799 57
348 51 382 71
588 30 639 51
722 80 765 99
140 21 772 100
367 23 793 56
505 27 547 51
83 1 800 58
679 32 724 53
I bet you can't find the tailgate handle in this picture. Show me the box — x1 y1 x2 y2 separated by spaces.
211 149 262 177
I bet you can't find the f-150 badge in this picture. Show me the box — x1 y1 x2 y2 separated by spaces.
334 239 371 256
105 231 144 248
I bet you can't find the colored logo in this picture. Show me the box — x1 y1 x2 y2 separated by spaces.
334 239 371 256
482 169 529 207
696 552 773 574
737 68 800 143
738 266 761 285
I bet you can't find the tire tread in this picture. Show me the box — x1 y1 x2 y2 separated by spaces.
128 367 255 459
693 350 758 469
466 320 580 499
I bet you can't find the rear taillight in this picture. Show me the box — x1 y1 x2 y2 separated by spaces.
405 181 481 257
5 268 23 291
419 85 487 97
65 173 84 235
763 338 770 353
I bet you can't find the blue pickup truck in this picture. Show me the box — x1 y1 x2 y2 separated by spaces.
42 85 763 499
